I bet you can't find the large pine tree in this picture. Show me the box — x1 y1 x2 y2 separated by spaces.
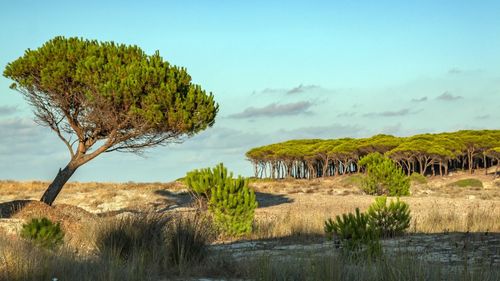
4 37 219 205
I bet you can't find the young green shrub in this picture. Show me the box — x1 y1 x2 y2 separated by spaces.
324 208 381 259
186 163 258 236
367 196 411 237
167 213 215 271
210 173 258 236
95 213 168 262
358 153 410 196
20 217 64 249
185 166 220 198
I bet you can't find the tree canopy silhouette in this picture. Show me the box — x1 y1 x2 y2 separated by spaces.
4 37 218 205
246 130 500 179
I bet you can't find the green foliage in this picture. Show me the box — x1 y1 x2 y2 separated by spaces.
359 153 410 196
367 196 411 237
167 214 215 270
246 130 500 179
4 36 218 136
409 172 428 184
447 178 483 188
185 164 227 198
20 217 64 249
324 208 381 259
95 214 167 261
185 163 258 236
341 174 365 188
209 165 258 236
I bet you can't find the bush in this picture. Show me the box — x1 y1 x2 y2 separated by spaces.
167 213 215 270
359 153 410 196
20 217 64 249
186 163 258 236
409 172 428 184
95 214 168 261
367 196 411 237
185 166 220 198
447 178 483 188
324 208 381 259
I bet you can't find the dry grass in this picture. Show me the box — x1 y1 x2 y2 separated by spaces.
250 195 500 241
0 180 186 214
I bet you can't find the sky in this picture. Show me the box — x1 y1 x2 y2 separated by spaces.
0 1 499 182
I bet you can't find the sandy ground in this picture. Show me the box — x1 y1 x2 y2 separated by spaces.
1 171 499 236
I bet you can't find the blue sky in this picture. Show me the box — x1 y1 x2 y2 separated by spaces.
1 1 499 182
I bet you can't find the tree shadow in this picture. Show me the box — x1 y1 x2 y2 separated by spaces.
0 200 35 218
153 190 194 207
255 192 294 208
151 190 293 209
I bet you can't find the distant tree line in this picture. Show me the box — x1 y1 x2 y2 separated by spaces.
246 130 500 179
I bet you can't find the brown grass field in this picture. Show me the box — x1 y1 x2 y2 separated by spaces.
0 171 499 280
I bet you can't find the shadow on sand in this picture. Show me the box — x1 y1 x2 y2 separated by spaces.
0 200 33 218
153 190 294 209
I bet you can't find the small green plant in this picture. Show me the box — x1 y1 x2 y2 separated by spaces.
358 153 410 196
367 196 411 237
186 163 258 236
20 217 64 249
324 208 381 259
447 178 483 188
209 171 258 236
409 172 428 184
185 166 219 198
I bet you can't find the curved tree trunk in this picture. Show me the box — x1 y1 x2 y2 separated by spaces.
484 154 488 175
40 160 80 206
495 158 499 178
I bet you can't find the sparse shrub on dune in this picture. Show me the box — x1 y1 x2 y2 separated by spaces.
185 165 219 199
367 196 411 238
324 208 382 259
185 163 258 237
20 217 64 249
359 153 410 196
324 196 411 258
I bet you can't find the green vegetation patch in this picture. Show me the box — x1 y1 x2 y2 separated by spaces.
185 163 258 236
21 217 64 249
358 153 410 196
447 178 483 188
340 174 365 188
409 173 428 184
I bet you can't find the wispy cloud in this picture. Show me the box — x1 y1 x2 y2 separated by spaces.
336 112 357 118
475 114 490 120
363 108 419 117
277 123 365 139
286 84 321 95
253 84 326 95
448 67 462 74
436 91 463 101
228 101 313 119
0 105 17 116
447 67 482 75
411 97 427 102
